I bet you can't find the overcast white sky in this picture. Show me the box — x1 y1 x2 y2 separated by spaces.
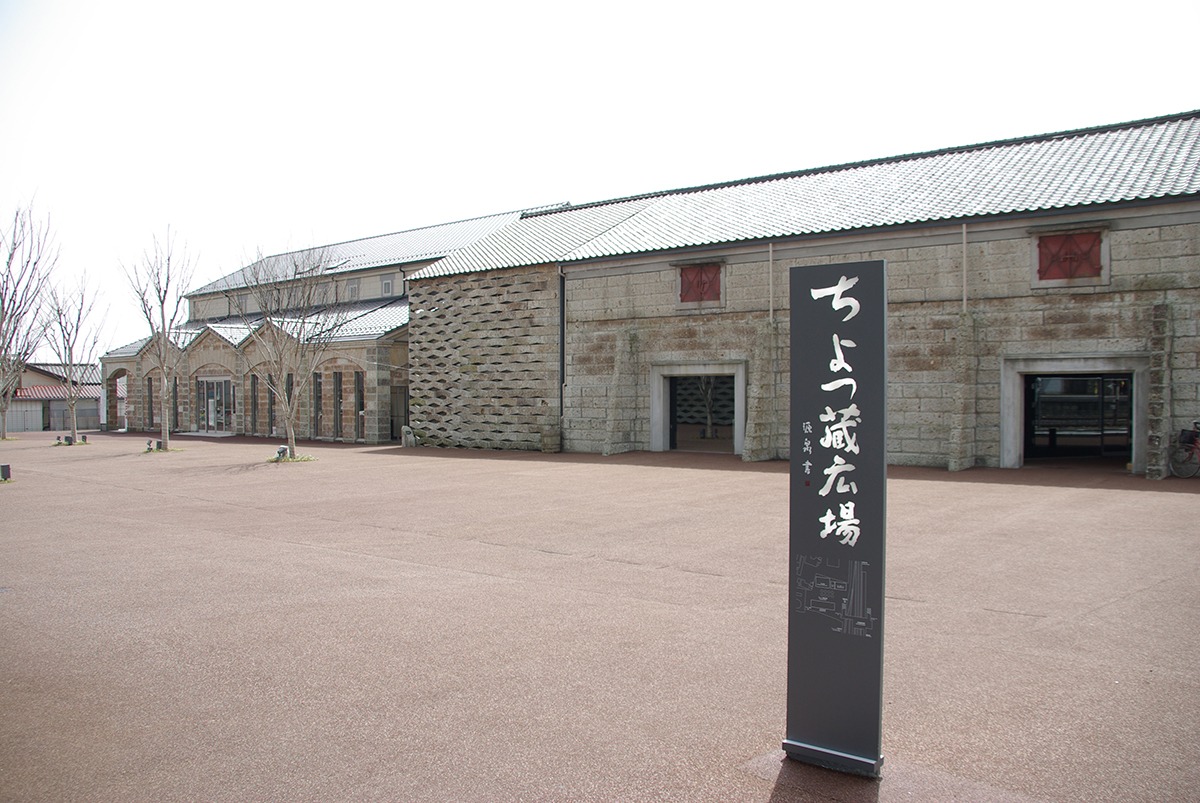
2 0 1197 356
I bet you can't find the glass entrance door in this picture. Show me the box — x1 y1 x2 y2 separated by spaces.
1024 373 1132 459
196 378 234 433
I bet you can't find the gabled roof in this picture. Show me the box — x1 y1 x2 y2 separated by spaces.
189 207 564 296
102 336 151 359
408 110 1200 279
25 363 102 385
203 322 258 348
101 299 409 361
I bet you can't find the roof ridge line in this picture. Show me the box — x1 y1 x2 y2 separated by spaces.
522 108 1200 219
256 203 569 261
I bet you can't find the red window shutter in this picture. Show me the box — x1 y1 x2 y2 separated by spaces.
1038 232 1103 280
680 264 721 302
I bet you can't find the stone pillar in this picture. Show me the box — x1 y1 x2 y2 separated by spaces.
947 312 979 471
365 344 391 444
1145 302 1173 480
603 328 637 455
744 318 784 461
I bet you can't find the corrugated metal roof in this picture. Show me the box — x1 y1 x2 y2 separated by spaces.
103 298 408 362
322 299 410 342
102 337 150 359
409 198 656 279
204 323 257 348
249 298 409 343
190 207 564 296
15 384 105 401
412 110 1200 277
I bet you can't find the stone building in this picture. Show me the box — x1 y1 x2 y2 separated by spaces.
100 210 528 443
101 110 1200 476
405 111 1200 477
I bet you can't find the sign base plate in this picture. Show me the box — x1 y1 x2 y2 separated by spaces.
782 739 884 778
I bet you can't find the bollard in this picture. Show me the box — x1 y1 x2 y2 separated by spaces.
81 435 87 444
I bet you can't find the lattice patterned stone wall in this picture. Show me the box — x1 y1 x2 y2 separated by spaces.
408 265 561 450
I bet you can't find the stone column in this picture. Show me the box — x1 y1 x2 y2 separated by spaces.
1146 302 1173 480
603 328 637 455
947 312 979 471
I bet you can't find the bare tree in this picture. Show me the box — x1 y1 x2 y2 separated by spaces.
125 230 195 451
223 248 350 459
0 207 56 439
46 277 105 443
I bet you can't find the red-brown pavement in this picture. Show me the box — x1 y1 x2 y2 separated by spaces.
1 432 1197 802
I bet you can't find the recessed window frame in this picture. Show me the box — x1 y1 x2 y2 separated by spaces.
674 259 727 311
1029 224 1111 289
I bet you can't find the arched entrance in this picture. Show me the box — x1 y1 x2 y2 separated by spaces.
104 369 129 431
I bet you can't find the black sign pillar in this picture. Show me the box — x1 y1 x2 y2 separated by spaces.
784 261 886 777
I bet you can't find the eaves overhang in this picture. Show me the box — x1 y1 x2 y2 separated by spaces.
555 193 1200 268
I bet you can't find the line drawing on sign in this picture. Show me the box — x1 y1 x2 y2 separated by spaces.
793 555 877 637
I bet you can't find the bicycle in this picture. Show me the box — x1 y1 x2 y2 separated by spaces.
1169 420 1200 478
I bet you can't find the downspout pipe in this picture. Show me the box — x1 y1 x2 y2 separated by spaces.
961 223 968 313
769 242 775 323
558 265 566 419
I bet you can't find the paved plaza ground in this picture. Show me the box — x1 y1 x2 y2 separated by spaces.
1 431 1197 801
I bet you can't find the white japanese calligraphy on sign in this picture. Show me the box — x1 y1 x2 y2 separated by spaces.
811 274 865 546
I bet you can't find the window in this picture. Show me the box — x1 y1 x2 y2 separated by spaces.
268 374 276 435
679 263 722 303
355 371 365 440
250 374 259 434
381 275 395 296
312 372 322 438
344 280 360 301
1039 232 1102 280
1032 229 1109 287
333 371 343 439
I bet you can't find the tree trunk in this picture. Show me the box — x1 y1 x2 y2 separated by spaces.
160 373 171 450
68 398 78 442
285 418 297 459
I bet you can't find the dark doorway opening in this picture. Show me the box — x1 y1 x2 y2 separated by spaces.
1024 374 1132 461
390 385 409 441
669 375 734 453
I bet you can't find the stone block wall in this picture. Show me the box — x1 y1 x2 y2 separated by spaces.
103 335 404 445
407 265 561 450
311 357 367 441
556 208 1200 471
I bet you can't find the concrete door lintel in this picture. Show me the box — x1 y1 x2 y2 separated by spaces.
650 361 746 455
1000 353 1150 472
